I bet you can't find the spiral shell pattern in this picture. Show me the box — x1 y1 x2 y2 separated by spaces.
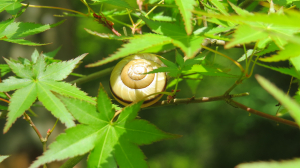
110 54 167 107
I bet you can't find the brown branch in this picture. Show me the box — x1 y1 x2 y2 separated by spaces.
207 38 255 49
231 100 299 128
0 97 10 104
2 98 44 139
148 92 250 108
146 92 298 128
93 13 122 36
23 113 43 139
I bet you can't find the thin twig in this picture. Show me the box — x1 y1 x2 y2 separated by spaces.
23 113 43 140
231 100 299 128
21 3 88 17
135 0 165 28
201 44 245 73
45 119 59 140
0 97 10 104
145 92 298 128
148 92 250 108
70 66 114 85
224 73 244 96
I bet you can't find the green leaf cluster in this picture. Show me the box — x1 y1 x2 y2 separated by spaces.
30 84 176 168
0 16 65 46
0 0 23 15
0 50 94 133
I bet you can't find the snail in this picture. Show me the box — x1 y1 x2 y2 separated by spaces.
110 54 167 108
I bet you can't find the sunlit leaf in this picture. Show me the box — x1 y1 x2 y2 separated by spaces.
0 64 11 77
0 19 64 46
175 0 196 35
255 62 300 78
141 16 205 58
0 50 90 132
260 43 300 62
86 34 171 67
29 85 176 168
4 83 37 133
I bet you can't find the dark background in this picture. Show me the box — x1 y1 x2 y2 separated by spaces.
0 0 299 168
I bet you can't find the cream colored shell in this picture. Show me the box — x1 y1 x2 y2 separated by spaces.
110 54 167 107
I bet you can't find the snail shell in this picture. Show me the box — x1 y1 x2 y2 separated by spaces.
110 54 167 108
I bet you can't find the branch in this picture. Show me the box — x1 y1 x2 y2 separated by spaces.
231 100 298 128
146 92 298 128
206 38 255 49
93 13 122 36
23 113 43 139
148 92 250 108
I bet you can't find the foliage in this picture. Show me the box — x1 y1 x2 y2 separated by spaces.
30 84 176 168
1 0 300 167
0 52 93 132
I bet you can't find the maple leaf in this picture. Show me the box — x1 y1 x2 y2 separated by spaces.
0 51 94 133
0 16 64 46
29 84 178 168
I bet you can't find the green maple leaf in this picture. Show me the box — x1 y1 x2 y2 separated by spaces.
195 11 300 49
29 84 177 168
0 51 94 133
86 33 172 67
0 17 65 46
141 16 206 58
0 0 23 15
255 61 300 78
0 64 11 77
260 43 300 62
175 0 196 35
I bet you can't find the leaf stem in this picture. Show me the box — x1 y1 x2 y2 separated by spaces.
0 97 10 104
21 3 88 17
135 0 165 28
80 0 94 15
173 76 180 96
107 16 132 28
46 119 58 140
245 43 257 77
127 9 135 26
1 91 55 158
23 112 43 140
243 44 248 75
70 66 114 85
247 53 259 78
201 45 245 73
224 73 244 96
